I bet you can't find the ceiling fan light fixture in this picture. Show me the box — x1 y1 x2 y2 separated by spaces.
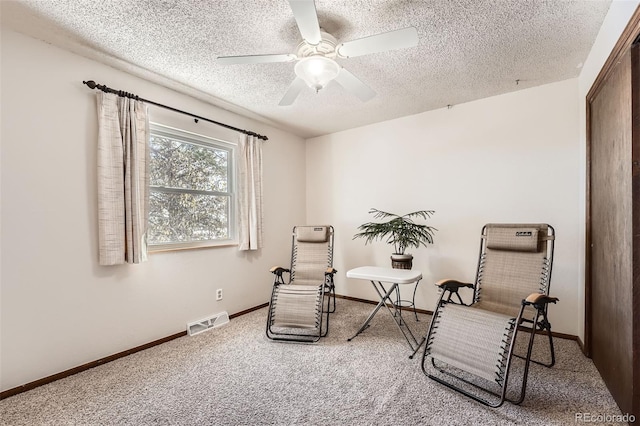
294 56 340 92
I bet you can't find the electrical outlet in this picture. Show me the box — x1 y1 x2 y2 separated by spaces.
216 289 223 301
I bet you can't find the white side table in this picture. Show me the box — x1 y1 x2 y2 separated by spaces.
346 266 425 358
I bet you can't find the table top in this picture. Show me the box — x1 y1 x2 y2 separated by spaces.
346 266 422 284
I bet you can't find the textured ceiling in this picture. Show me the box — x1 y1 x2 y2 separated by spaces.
2 0 612 139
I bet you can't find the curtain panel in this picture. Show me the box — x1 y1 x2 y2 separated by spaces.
238 134 264 250
96 92 150 265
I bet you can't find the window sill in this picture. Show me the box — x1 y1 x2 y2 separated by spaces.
149 240 238 253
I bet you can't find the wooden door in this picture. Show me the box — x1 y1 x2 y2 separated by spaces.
586 14 640 418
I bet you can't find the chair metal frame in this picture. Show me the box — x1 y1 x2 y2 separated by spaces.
421 223 557 407
266 225 336 343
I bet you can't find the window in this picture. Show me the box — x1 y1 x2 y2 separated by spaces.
148 124 236 250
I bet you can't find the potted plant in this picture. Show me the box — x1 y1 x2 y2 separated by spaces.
353 208 437 269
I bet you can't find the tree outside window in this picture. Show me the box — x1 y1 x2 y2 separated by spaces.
148 125 235 249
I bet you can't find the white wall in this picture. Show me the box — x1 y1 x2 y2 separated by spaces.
576 0 639 343
0 29 306 391
306 78 581 336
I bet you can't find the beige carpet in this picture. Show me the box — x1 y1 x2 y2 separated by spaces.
0 299 623 425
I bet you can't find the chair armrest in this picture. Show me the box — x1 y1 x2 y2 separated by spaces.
435 279 474 291
324 268 337 290
270 266 290 275
435 279 474 305
325 267 337 276
269 267 290 285
523 293 559 307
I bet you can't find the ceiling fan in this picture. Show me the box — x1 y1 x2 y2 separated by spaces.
216 0 419 106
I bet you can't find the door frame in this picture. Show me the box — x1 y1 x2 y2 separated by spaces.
585 7 640 358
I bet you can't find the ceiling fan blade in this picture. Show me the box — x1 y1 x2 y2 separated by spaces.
279 78 307 106
217 54 296 65
337 27 418 58
333 68 376 102
288 0 321 45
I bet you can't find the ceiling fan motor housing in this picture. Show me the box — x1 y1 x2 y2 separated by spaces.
296 31 338 59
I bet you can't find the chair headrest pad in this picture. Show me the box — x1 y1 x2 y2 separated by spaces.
295 226 330 243
485 226 542 252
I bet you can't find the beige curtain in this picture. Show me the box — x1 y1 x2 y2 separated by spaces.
238 134 263 250
96 92 150 265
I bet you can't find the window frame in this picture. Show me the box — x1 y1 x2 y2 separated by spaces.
147 123 237 252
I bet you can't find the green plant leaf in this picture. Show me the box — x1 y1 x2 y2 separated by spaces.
353 208 437 254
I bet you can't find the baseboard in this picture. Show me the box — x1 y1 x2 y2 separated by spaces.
546 329 579 341
0 302 269 401
229 302 269 319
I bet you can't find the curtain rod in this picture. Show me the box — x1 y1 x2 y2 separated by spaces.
82 80 268 141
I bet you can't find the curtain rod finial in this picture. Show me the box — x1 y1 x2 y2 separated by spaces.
83 80 97 89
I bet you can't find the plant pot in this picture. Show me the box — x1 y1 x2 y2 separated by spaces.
391 254 413 270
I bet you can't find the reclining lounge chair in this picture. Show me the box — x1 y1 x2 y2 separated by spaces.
422 223 557 407
266 225 336 342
